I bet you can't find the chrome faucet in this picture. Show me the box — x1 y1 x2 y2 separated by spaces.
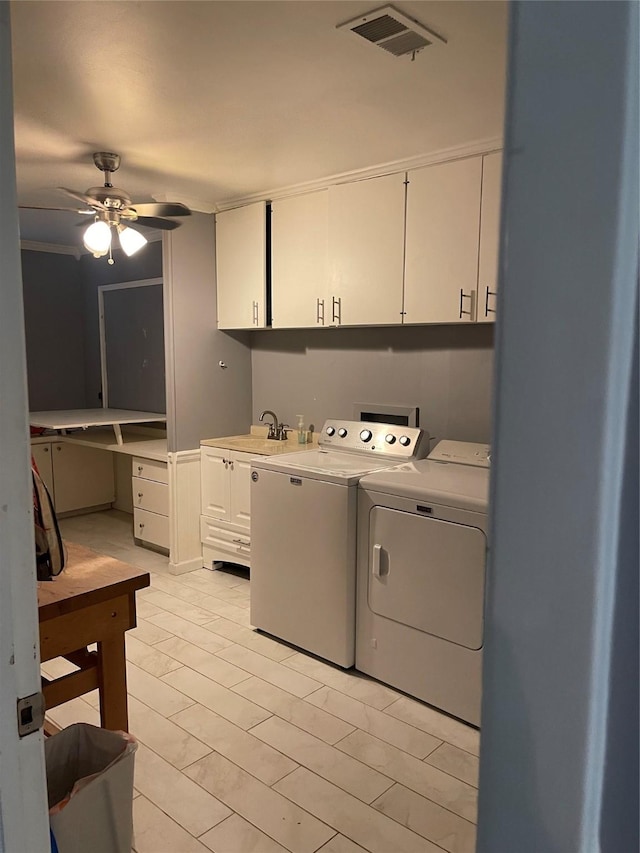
259 410 281 440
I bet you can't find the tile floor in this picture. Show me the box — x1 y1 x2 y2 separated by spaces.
48 510 481 853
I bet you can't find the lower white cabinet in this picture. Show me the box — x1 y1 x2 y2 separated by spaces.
200 446 255 568
31 440 115 514
132 455 169 552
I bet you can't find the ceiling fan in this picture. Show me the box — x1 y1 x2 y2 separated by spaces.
20 152 191 262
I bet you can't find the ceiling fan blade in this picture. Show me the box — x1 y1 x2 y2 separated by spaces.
126 202 191 218
20 205 94 214
58 187 106 209
129 215 182 230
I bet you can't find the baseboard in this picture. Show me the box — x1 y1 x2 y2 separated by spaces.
168 555 202 576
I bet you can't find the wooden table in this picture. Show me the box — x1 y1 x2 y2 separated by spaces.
38 542 150 732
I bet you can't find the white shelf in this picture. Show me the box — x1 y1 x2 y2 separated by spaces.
30 408 166 446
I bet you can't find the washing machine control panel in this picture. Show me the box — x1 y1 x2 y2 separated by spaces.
320 420 429 459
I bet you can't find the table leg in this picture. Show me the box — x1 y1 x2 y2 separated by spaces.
97 633 129 731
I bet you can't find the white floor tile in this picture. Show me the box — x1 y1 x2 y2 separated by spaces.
128 616 173 646
172 703 297 786
425 742 480 788
125 634 183 677
200 814 290 853
217 644 322 697
383 698 481 757
372 783 476 853
145 589 220 625
46 697 100 729
185 753 335 853
147 611 234 654
126 661 195 717
205 617 296 662
128 696 212 770
162 667 271 730
132 795 209 853
135 742 231 837
337 729 477 822
306 687 441 759
251 716 393 804
156 635 251 688
234 677 355 744
284 653 401 710
316 836 369 853
274 768 442 853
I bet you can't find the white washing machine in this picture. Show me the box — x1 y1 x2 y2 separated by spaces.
250 420 430 667
356 440 490 725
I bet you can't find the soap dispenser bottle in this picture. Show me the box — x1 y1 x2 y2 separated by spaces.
296 415 306 444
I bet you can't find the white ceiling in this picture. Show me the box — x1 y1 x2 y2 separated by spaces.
11 0 507 246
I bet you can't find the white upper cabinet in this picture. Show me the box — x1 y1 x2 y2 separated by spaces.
328 173 406 326
271 190 329 328
477 152 503 323
216 201 267 329
404 157 483 324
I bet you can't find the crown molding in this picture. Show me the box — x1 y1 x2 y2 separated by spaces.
20 240 81 259
213 135 504 212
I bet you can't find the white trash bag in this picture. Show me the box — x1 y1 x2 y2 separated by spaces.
45 723 137 853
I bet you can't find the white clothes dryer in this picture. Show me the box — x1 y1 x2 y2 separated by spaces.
355 440 489 726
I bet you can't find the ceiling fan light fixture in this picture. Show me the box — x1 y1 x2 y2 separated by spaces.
83 219 112 256
118 225 148 257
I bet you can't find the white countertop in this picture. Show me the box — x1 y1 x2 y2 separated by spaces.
29 408 166 430
201 425 317 456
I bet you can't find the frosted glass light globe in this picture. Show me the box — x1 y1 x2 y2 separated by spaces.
83 220 112 256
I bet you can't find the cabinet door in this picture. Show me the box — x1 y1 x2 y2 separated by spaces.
271 190 329 328
200 447 230 521
328 174 405 326
31 443 54 502
216 201 267 329
51 442 115 514
404 157 482 324
229 451 253 530
477 152 503 323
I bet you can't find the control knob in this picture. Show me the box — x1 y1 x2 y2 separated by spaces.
326 426 335 436
359 429 372 442
399 435 411 447
385 434 396 445
338 428 348 438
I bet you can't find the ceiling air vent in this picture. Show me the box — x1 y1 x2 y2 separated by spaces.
337 5 446 59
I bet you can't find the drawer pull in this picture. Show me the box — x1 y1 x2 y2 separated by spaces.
137 465 143 473
139 523 145 530
137 492 144 499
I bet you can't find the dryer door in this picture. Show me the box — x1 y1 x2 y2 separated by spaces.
367 507 486 650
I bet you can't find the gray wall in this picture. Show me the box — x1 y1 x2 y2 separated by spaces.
103 283 166 412
250 323 494 443
80 242 163 407
163 212 252 452
477 1 639 850
20 250 86 411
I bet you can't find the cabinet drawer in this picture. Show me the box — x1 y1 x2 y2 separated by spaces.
201 515 250 550
134 508 169 549
133 476 169 516
132 457 168 484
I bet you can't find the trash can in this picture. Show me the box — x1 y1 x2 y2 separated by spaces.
45 723 137 853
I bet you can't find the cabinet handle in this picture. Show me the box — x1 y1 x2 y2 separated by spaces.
137 465 143 473
316 298 325 325
332 296 341 324
459 289 473 319
56 445 62 452
137 492 143 499
229 460 234 470
484 287 497 316
43 447 49 453
252 301 259 325
139 523 145 530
